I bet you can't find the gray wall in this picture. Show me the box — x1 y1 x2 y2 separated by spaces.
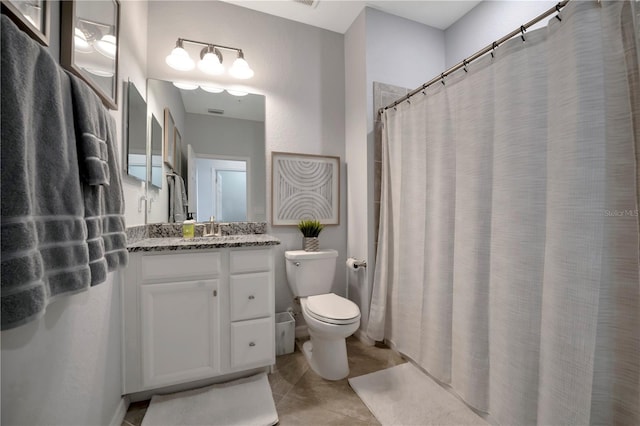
445 1 556 67
1 1 148 425
345 8 445 336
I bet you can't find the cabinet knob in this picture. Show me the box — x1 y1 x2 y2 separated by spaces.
249 342 256 347
248 295 255 300
295 262 300 267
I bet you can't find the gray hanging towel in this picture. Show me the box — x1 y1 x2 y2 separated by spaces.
1 15 90 330
67 73 128 283
167 174 188 222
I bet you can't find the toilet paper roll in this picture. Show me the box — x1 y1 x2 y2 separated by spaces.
347 258 359 271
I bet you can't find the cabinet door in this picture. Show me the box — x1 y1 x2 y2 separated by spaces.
141 279 220 388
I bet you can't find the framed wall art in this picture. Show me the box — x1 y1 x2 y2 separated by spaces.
272 152 340 226
60 0 120 109
164 108 175 170
1 0 50 46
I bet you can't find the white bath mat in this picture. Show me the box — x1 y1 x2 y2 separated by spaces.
141 373 278 426
349 363 488 426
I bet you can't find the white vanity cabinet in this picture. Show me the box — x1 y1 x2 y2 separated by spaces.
122 246 275 394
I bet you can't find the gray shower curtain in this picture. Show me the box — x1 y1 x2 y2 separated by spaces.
368 1 640 425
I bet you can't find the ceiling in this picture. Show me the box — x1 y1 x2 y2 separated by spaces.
220 0 483 34
179 88 266 122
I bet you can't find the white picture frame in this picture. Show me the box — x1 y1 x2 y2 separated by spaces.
271 152 340 226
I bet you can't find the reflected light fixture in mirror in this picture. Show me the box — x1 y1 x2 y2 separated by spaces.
166 38 254 79
173 82 198 90
226 89 248 97
95 34 117 59
201 85 224 93
72 17 117 78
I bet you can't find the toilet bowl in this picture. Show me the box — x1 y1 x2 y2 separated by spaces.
284 250 361 380
300 294 360 380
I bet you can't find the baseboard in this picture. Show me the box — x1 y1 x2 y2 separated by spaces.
109 396 130 426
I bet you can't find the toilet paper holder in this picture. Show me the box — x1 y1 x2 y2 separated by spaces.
347 257 367 270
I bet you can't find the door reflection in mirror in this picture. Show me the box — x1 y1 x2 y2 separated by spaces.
196 157 248 222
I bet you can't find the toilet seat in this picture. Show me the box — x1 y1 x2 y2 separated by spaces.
304 293 360 325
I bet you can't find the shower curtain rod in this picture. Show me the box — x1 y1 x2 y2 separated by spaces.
380 0 570 114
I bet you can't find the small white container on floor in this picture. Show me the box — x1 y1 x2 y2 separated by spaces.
275 311 295 356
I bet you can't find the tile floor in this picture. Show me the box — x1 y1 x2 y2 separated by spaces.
122 336 406 426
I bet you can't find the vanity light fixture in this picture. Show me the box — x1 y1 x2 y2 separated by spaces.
229 51 254 80
165 39 195 71
166 38 254 79
198 45 225 75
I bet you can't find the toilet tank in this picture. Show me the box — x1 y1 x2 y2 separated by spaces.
285 249 338 297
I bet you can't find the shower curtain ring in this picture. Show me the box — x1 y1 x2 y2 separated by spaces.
555 3 562 21
463 59 468 73
520 26 527 42
441 73 446 85
491 41 498 58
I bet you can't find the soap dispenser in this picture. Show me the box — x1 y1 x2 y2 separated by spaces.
182 213 195 239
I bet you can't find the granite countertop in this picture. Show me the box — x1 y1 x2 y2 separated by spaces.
127 234 281 252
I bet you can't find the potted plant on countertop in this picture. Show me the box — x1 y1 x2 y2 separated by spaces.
298 219 324 252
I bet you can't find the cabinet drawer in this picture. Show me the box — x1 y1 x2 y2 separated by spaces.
230 273 271 321
141 252 220 281
230 249 271 274
230 317 274 369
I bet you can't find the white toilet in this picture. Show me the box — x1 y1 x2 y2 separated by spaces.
285 249 361 380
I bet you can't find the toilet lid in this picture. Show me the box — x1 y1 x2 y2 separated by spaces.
306 293 360 325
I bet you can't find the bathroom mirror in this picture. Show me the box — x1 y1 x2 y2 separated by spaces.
149 113 162 189
146 79 266 223
125 81 147 182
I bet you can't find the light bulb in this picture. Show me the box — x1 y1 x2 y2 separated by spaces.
198 52 224 75
74 28 93 53
173 82 198 90
95 34 117 59
229 55 254 79
166 46 195 71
